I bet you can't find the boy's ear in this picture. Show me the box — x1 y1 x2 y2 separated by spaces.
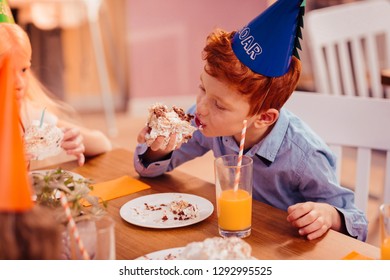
253 109 279 128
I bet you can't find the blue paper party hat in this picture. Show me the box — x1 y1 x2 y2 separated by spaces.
0 0 15 23
232 0 305 77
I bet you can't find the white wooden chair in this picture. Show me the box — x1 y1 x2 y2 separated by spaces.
284 91 390 215
305 0 390 98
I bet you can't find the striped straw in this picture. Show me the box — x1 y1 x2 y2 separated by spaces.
233 119 247 192
59 192 90 260
39 107 46 128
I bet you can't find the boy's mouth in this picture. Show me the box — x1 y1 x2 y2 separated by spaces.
195 115 204 130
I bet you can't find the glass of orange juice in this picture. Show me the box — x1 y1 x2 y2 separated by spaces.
380 203 390 260
214 154 253 238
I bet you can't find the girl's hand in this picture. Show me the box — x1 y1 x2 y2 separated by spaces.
25 153 34 170
61 127 85 166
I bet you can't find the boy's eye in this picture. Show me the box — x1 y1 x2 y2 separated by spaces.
22 68 28 73
198 84 205 92
214 101 225 110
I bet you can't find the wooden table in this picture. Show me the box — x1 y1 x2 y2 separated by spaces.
54 148 379 260
381 69 390 86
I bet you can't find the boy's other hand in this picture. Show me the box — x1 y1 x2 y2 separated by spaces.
286 201 342 240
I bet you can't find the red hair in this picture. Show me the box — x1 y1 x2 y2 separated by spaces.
202 29 301 116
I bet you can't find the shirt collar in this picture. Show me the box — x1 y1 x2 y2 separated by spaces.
249 108 289 163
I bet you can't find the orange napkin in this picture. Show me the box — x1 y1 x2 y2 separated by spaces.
83 176 151 206
342 251 374 260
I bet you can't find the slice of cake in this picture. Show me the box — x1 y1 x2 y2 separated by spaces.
178 237 255 260
145 103 197 149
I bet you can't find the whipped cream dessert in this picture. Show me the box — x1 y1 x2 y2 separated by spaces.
24 120 64 160
145 103 197 149
178 237 255 260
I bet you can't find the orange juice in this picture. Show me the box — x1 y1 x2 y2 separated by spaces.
217 189 252 231
381 237 390 260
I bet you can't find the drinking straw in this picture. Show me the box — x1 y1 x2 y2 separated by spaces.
59 192 90 260
233 119 247 192
39 107 46 128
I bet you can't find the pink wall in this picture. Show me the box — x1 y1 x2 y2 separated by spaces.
126 0 267 99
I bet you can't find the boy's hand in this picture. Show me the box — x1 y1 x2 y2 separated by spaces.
138 126 184 150
137 126 186 164
286 201 342 240
137 126 150 144
137 126 183 163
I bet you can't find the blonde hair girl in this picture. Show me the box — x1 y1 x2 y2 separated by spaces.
0 23 112 166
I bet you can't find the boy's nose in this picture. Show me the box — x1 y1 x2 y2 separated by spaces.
196 95 209 116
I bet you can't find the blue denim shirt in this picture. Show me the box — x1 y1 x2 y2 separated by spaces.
134 106 368 241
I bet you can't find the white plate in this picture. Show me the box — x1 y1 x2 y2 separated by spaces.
135 247 184 260
120 193 214 229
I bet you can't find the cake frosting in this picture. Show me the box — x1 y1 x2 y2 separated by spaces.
24 120 64 160
168 200 199 221
145 103 197 149
178 237 255 260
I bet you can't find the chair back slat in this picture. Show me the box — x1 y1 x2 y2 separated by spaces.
338 41 355 96
350 37 368 97
327 45 342 95
366 35 382 98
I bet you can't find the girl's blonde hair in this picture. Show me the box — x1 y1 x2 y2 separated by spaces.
0 23 74 119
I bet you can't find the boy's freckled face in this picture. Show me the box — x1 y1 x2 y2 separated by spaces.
195 70 250 138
